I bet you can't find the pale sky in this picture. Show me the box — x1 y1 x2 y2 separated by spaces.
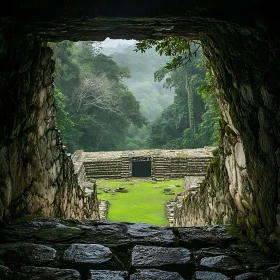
100 38 136 48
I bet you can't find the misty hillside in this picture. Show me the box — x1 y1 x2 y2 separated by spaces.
101 43 174 120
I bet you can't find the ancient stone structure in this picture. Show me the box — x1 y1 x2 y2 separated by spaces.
1 0 280 256
0 36 99 221
0 217 279 280
98 200 110 220
72 148 214 180
167 150 236 227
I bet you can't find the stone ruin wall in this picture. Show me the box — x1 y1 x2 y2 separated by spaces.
0 34 99 221
170 149 236 227
73 148 215 181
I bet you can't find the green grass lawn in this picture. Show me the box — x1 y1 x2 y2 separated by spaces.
96 179 184 226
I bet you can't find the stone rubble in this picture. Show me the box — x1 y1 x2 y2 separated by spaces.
0 217 279 280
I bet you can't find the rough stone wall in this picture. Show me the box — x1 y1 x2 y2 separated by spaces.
0 32 99 221
172 22 280 253
201 24 280 252
71 150 87 184
173 149 236 227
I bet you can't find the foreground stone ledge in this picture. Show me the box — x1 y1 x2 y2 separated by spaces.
193 271 229 280
63 244 112 264
0 265 81 280
0 243 56 266
130 268 184 280
177 226 235 248
17 266 81 280
126 223 175 246
199 255 245 274
77 221 176 246
87 269 128 280
0 218 279 279
0 218 175 246
234 272 270 280
131 245 195 278
0 265 12 280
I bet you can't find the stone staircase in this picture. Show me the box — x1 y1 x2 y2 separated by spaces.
98 200 110 220
84 160 122 179
152 156 167 180
121 156 131 178
186 157 212 176
0 217 279 280
152 156 212 180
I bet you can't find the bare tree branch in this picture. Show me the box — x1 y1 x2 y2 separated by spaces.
72 73 124 116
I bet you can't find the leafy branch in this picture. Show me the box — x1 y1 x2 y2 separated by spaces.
135 37 201 70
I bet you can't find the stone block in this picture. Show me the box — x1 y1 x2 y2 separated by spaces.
62 243 113 272
178 226 235 248
130 268 184 280
194 271 229 279
17 266 81 280
0 265 12 280
199 255 244 274
127 223 175 246
0 243 56 266
131 245 194 278
87 270 128 280
234 272 269 279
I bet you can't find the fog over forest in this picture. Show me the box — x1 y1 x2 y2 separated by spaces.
50 38 220 153
100 41 175 121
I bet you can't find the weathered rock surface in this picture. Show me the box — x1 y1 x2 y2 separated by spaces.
99 200 110 220
172 169 236 228
130 268 185 279
178 226 235 248
16 267 81 280
0 217 279 280
0 265 12 280
126 223 175 245
131 245 194 278
194 271 229 280
0 243 56 266
199 255 244 274
234 272 269 280
62 244 112 264
0 266 82 280
0 35 100 223
87 270 128 280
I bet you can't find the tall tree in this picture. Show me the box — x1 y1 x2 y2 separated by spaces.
50 41 147 152
135 38 220 148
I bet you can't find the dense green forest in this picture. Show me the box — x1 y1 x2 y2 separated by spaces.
49 38 220 153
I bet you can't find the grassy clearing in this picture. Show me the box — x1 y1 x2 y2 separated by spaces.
96 179 184 226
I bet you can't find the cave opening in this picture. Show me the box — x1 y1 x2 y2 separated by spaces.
43 37 219 227
50 38 217 154
1 4 280 258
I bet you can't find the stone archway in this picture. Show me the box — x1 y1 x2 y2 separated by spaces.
0 1 280 253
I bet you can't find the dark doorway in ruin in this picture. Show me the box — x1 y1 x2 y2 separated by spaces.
132 157 152 177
